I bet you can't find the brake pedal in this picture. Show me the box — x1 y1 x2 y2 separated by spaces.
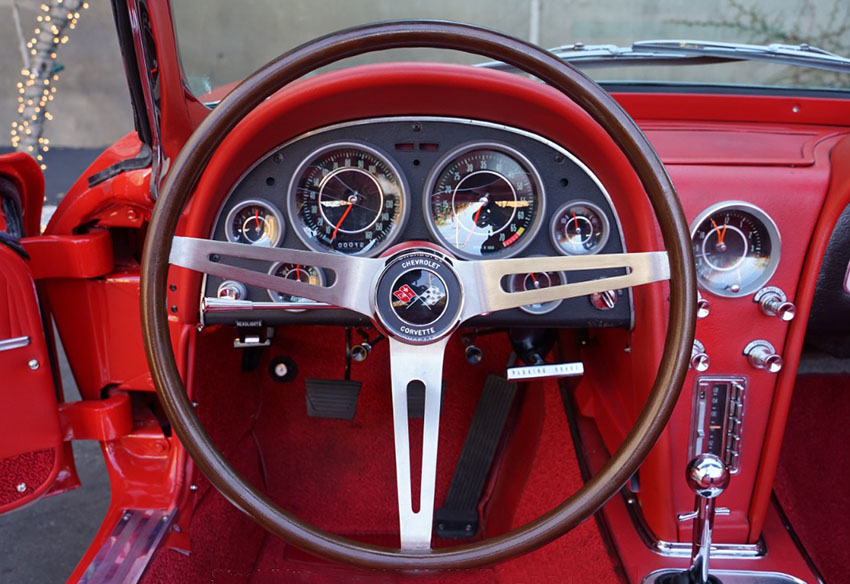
434 375 517 538
305 378 362 420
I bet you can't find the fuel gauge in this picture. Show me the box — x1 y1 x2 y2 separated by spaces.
267 262 325 308
508 269 567 315
226 199 285 247
550 201 610 255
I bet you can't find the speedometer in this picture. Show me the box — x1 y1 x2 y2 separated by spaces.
288 142 408 256
691 202 780 297
424 143 544 259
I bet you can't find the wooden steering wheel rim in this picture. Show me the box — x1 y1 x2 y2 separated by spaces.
141 20 696 570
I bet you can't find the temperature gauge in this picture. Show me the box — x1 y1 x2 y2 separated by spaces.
267 263 325 308
550 201 610 255
226 199 284 247
507 270 566 315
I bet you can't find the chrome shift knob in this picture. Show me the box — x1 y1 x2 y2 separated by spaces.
686 453 730 499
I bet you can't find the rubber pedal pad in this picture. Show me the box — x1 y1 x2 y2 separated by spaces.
305 378 362 420
434 375 517 538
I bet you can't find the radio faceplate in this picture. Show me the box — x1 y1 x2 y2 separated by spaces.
690 376 747 474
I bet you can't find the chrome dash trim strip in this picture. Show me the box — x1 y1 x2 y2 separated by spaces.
0 336 31 352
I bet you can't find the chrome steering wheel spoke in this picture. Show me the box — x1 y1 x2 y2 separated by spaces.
169 236 383 316
455 251 670 320
388 336 448 550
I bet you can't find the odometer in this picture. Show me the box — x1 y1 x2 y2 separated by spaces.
424 143 544 259
288 143 408 256
691 202 780 297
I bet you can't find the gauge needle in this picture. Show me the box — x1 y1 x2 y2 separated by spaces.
331 203 352 242
296 264 301 280
255 209 261 231
462 202 485 247
711 218 728 245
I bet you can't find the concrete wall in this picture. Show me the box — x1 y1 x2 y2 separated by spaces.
0 0 844 148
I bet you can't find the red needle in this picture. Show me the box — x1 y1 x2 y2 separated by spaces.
529 272 538 283
331 204 352 242
255 209 261 229
711 218 727 245
296 264 301 280
462 203 485 247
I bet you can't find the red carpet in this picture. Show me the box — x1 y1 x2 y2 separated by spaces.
141 326 621 583
773 374 850 584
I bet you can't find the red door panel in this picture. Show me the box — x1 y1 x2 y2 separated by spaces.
0 154 62 514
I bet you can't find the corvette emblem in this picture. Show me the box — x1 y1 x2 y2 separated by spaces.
389 268 448 326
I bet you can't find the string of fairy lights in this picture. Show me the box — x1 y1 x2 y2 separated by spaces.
9 0 89 170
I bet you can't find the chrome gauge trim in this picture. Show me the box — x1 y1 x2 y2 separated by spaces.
689 201 781 298
286 141 410 257
224 199 285 247
422 141 546 261
549 200 611 256
207 117 631 322
267 262 327 310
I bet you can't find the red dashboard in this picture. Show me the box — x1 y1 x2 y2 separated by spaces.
31 60 850 582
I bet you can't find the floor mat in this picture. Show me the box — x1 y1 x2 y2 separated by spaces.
141 327 621 583
773 374 850 584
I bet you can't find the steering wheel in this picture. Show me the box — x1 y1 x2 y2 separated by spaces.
141 21 696 570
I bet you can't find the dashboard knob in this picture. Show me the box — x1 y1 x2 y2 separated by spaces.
217 280 247 301
754 286 796 322
690 340 710 372
696 292 711 319
743 339 783 373
589 289 617 310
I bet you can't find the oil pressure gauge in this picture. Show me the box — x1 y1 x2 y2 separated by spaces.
691 202 780 297
225 199 285 247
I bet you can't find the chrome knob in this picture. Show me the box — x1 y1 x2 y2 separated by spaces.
590 289 617 310
351 343 371 362
690 340 710 372
217 280 247 301
696 292 711 319
754 286 796 322
743 340 783 373
686 453 730 499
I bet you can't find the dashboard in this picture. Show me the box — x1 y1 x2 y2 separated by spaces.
202 117 634 328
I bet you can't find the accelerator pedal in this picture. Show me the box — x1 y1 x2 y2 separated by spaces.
305 378 362 420
434 375 517 538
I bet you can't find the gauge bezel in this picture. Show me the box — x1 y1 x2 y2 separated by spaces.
549 200 611 256
287 141 410 257
266 262 327 309
224 198 285 247
422 141 546 260
507 269 567 315
689 201 782 298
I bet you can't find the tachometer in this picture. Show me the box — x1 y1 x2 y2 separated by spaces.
424 143 544 259
691 202 780 297
288 143 408 255
225 199 284 247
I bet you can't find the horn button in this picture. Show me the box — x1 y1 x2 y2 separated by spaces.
374 249 464 344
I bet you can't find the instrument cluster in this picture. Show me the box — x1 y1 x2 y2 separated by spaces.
203 117 632 328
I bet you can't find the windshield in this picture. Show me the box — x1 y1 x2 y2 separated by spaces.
171 0 850 97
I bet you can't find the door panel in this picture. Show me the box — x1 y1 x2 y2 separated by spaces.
0 154 63 513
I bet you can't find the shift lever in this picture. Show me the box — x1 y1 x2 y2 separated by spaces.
658 453 730 584
685 453 730 583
